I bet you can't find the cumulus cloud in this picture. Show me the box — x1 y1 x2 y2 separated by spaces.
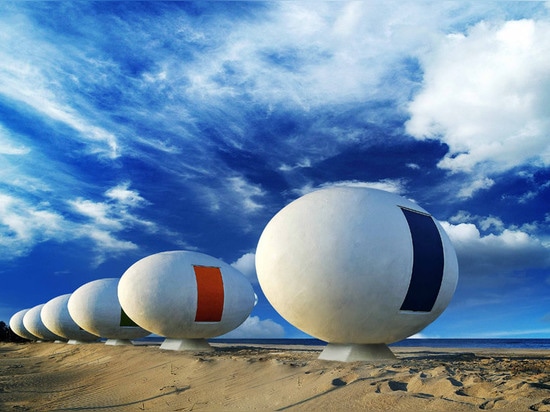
407 19 550 176
440 219 550 278
219 315 285 339
231 252 258 284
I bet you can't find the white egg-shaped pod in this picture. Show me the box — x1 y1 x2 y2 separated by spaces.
256 187 459 346
118 251 255 339
68 278 150 340
41 294 99 342
9 309 38 341
23 304 65 341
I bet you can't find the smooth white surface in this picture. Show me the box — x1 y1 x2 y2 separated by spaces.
9 309 38 341
41 294 99 342
68 278 150 340
318 343 397 361
256 187 459 345
23 304 65 341
118 250 255 339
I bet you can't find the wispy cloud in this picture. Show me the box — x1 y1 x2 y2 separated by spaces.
0 181 158 265
0 126 31 156
0 194 66 259
469 328 550 338
0 25 120 160
457 177 495 199
295 178 407 197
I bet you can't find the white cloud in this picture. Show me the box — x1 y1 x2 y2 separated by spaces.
278 158 312 172
457 177 495 199
182 2 464 111
479 216 505 232
231 252 257 284
440 219 550 277
0 182 155 264
0 125 30 155
408 332 434 339
407 19 550 175
70 199 121 230
295 179 406 197
69 183 157 265
470 328 550 338
0 194 66 259
227 176 265 212
69 183 156 234
195 175 267 226
219 315 285 339
84 226 138 266
105 182 148 208
0 12 119 160
0 61 119 159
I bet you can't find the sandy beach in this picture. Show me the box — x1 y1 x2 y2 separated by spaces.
1 341 549 411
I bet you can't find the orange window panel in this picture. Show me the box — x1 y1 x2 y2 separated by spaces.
193 265 224 322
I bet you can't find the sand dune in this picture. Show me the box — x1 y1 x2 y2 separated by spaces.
1 342 549 411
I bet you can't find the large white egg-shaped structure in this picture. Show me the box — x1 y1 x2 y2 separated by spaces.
68 278 150 345
23 304 65 341
9 309 38 341
118 250 255 351
256 187 459 361
42 294 99 344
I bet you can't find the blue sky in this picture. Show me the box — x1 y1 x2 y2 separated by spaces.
1 1 549 340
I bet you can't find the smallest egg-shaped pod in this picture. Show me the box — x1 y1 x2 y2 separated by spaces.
68 278 150 345
42 294 99 344
23 304 65 341
118 251 255 350
9 309 38 341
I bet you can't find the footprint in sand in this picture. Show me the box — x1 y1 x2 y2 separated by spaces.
479 397 506 410
374 380 408 393
331 373 359 387
530 398 550 411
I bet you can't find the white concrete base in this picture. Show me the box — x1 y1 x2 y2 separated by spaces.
105 339 133 346
318 343 397 362
160 338 213 351
54 340 66 344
